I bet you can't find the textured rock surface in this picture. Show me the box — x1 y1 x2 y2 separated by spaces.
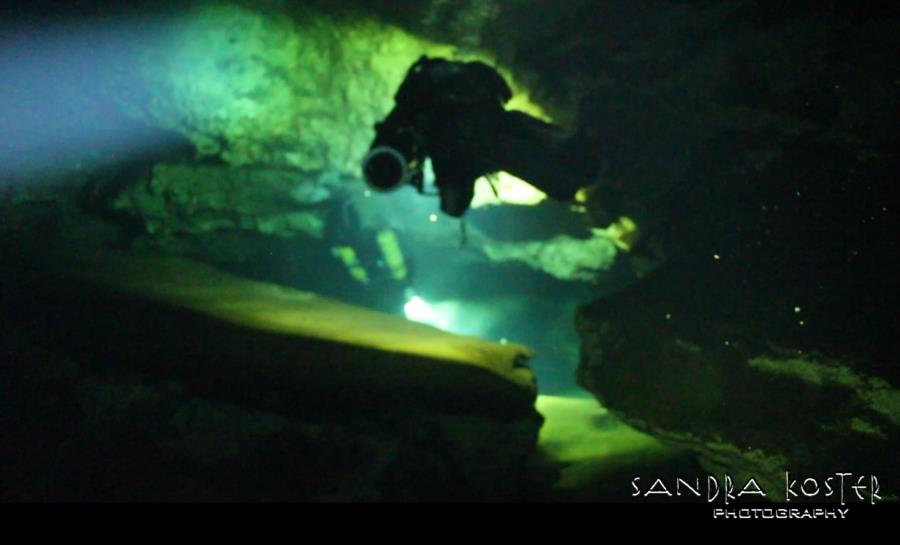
106 161 620 283
111 2 546 175
120 3 428 171
481 231 618 281
534 395 696 501
4 0 898 503
551 1 899 502
0 242 542 501
1 347 541 501
111 163 332 239
576 283 899 500
78 1 612 281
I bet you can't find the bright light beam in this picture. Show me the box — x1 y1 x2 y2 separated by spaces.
0 15 179 182
403 295 449 330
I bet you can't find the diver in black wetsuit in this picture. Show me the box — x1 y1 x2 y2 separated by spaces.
362 56 602 217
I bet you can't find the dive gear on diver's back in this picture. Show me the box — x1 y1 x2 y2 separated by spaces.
362 55 600 217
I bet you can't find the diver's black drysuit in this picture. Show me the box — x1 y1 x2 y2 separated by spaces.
364 56 600 217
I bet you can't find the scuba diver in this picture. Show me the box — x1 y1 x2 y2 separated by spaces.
323 196 413 309
362 56 603 218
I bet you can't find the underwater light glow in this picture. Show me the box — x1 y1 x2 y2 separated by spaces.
403 296 432 321
0 16 179 178
403 295 449 329
470 172 547 209
401 295 519 342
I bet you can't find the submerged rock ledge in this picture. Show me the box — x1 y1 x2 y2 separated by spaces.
575 280 899 502
0 242 542 501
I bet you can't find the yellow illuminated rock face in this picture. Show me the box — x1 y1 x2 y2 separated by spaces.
55 247 537 397
536 395 678 494
537 395 651 462
592 216 640 252
0 240 546 501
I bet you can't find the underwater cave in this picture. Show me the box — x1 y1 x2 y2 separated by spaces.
0 0 897 512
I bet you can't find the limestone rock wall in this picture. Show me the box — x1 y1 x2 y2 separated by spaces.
575 281 899 501
110 163 330 238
